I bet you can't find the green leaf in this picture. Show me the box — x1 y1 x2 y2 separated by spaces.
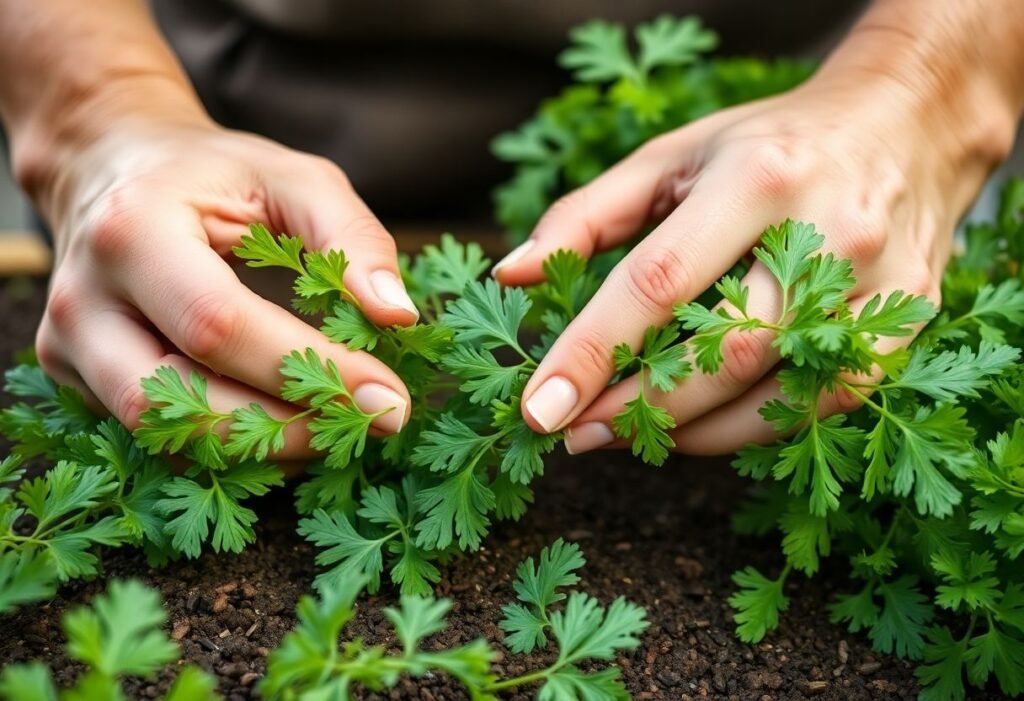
385 596 451 652
63 579 178 678
729 566 789 643
232 223 305 275
390 324 453 362
638 326 691 392
559 20 639 83
308 400 377 469
890 342 1020 402
931 550 1001 612
636 15 717 74
965 625 1024 695
499 539 586 653
5 364 57 401
280 348 352 406
853 291 936 338
500 417 558 485
674 303 747 374
538 667 630 701
414 468 495 551
0 550 58 614
411 413 493 473
917 626 968 701
772 415 864 516
550 592 648 664
779 501 831 575
0 662 58 701
829 583 881 634
298 509 387 593
612 392 675 465
322 301 382 351
441 346 525 406
157 463 281 557
135 368 227 454
887 405 974 518
753 220 824 293
295 249 349 300
226 402 289 461
442 279 531 351
414 234 490 296
870 576 933 660
164 666 220 701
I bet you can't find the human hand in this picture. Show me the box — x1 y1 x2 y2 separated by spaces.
33 118 417 458
495 21 1019 456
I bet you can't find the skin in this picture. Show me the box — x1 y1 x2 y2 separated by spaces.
496 0 1024 455
0 0 1022 461
0 0 419 459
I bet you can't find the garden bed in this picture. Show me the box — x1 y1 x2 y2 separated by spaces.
0 277 935 701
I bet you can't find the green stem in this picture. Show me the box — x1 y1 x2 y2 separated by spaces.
485 667 552 692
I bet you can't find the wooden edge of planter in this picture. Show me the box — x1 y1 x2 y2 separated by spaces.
0 230 51 277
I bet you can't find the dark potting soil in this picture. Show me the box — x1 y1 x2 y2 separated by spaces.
0 276 992 701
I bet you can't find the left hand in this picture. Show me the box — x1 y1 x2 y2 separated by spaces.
494 29 1017 457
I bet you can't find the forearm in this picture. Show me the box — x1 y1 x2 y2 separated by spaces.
810 0 1024 204
0 0 208 207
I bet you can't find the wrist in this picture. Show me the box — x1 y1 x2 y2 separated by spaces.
804 19 1019 214
9 70 211 223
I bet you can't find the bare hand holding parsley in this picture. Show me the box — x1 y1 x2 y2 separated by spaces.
495 0 1024 456
0 0 417 459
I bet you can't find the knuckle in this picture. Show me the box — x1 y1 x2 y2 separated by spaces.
84 190 145 264
45 279 84 331
178 293 242 362
340 213 392 250
904 262 940 302
624 247 691 314
836 212 888 263
308 155 351 186
718 330 770 386
742 140 809 199
34 325 63 375
571 331 616 378
110 376 149 429
827 386 864 416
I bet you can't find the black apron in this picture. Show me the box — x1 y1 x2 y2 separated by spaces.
151 0 865 221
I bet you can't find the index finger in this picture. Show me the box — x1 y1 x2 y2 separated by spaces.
99 206 412 434
521 157 784 434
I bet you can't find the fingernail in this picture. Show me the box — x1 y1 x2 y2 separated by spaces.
353 383 408 434
370 270 419 318
565 422 615 455
492 240 535 276
524 376 578 433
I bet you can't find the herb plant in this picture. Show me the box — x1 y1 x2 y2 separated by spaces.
0 542 646 701
261 538 647 700
0 14 1022 701
0 579 218 701
490 15 813 240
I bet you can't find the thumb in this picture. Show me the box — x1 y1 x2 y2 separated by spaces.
268 160 418 327
492 134 685 287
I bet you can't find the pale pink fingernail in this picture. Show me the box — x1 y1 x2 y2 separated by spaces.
565 422 615 455
370 270 419 318
524 376 578 432
492 240 535 276
353 383 408 434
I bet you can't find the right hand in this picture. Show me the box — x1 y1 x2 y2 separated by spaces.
33 118 416 458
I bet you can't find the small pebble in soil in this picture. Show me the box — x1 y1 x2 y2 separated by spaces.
801 679 829 696
171 620 190 641
857 661 882 675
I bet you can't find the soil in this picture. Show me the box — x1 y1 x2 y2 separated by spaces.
0 276 991 701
